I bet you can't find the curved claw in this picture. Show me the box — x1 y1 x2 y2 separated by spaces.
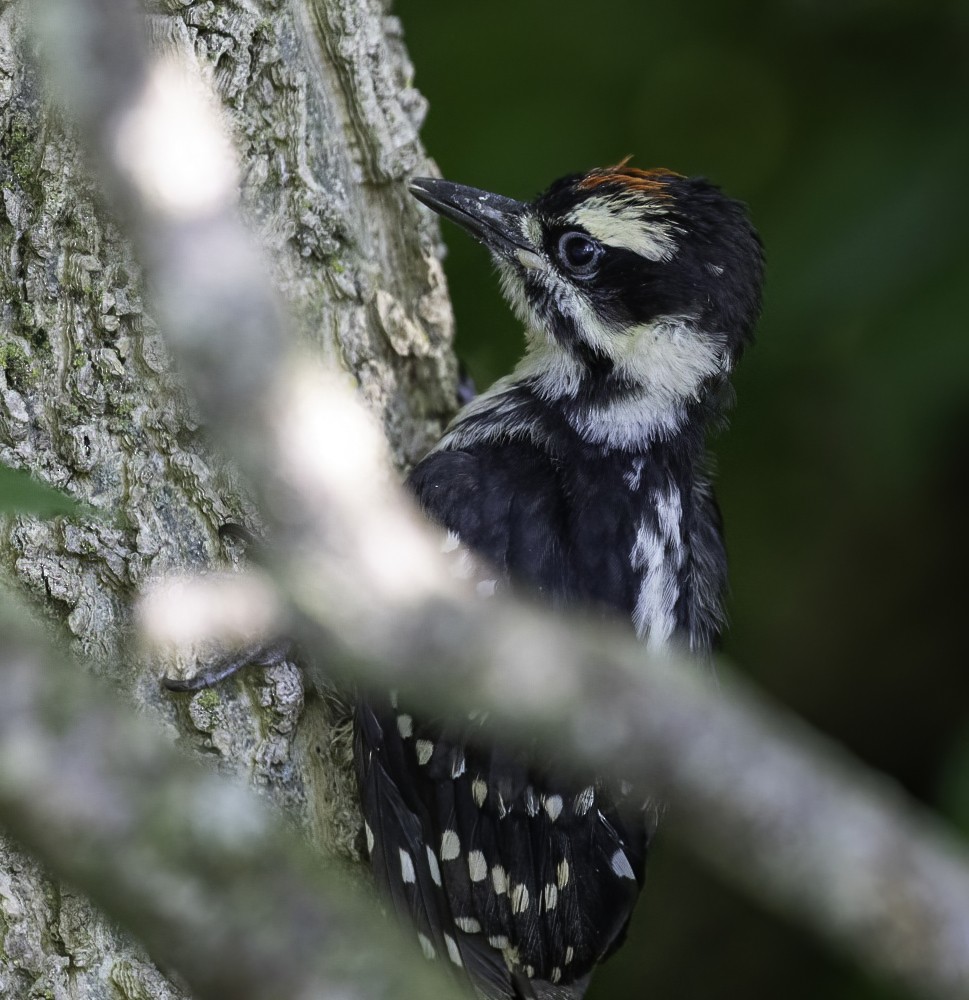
162 639 295 693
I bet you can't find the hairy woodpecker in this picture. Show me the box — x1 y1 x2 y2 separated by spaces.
355 164 764 998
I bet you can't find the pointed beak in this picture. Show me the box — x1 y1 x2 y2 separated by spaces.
409 177 543 269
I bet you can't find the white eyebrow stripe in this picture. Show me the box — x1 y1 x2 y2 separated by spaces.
567 202 676 262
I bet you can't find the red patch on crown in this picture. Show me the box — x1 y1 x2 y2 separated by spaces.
578 158 682 198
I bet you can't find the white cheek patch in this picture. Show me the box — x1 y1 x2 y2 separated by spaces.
572 318 729 448
513 341 585 400
568 202 676 263
615 318 726 393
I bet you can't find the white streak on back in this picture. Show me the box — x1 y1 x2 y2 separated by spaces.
632 485 684 648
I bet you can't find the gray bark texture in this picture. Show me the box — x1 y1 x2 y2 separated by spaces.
0 1 455 996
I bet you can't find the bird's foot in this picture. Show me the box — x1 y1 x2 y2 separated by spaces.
162 637 294 693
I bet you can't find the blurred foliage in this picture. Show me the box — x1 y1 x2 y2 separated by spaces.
395 1 969 996
0 462 87 517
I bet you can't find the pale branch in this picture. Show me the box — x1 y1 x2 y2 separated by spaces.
26 2 969 1000
144 570 969 1000
0 596 460 1000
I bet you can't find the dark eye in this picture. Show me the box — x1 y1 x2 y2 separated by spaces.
557 232 601 276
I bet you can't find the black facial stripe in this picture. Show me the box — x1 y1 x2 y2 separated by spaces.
586 248 684 327
520 272 563 340
530 289 581 352
570 340 614 379
523 280 616 383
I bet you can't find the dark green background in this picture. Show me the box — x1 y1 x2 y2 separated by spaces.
395 1 969 997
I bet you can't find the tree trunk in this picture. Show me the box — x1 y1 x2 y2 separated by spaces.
0 1 455 996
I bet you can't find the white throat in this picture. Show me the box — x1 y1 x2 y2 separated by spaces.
515 316 729 450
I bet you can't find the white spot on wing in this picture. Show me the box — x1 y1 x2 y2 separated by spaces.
468 850 487 882
611 848 637 879
574 786 595 815
556 859 570 889
544 795 563 821
565 946 575 964
451 749 466 778
426 846 442 886
511 883 530 914
418 932 435 959
492 865 508 895
445 934 463 967
524 786 539 817
396 714 413 739
455 916 481 933
399 848 416 884
364 822 374 854
472 777 488 807
543 883 558 911
440 829 461 861
415 739 434 765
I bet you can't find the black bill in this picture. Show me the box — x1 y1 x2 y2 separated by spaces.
409 177 536 262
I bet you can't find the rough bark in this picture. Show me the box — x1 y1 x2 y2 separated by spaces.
0 1 455 996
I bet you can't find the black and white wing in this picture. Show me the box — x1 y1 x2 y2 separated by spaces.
354 443 650 999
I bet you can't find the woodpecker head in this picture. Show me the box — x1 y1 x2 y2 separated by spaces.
411 164 764 446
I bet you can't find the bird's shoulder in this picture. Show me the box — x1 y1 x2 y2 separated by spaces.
408 435 562 537
405 413 682 619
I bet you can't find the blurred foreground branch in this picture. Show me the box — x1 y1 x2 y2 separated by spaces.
13 0 969 999
0 598 453 1000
